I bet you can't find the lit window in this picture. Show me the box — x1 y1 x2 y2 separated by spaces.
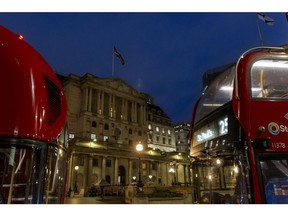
91 133 97 141
104 136 109 142
148 124 152 130
156 127 159 132
168 130 171 135
69 133 75 139
162 128 165 134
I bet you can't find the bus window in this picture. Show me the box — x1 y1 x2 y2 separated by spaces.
193 150 250 204
195 65 235 123
43 146 68 204
0 146 42 204
258 155 288 204
0 143 67 204
251 60 288 99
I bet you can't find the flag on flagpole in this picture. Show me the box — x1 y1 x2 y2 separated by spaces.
113 46 125 65
257 13 274 26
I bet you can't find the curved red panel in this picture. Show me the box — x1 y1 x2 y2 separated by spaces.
0 25 67 142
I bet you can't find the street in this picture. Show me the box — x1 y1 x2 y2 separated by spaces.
65 196 126 204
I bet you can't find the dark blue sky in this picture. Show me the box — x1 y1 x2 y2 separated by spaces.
1 12 288 124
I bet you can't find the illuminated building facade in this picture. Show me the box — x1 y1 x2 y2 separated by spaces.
60 73 191 194
174 122 191 154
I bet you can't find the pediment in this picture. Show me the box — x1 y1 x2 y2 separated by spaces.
102 79 140 96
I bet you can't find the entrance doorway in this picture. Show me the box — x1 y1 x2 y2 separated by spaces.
118 165 126 186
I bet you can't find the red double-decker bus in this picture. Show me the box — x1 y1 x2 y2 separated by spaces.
190 46 288 204
0 26 68 204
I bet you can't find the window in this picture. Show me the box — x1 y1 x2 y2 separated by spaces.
148 134 152 142
156 136 159 142
163 138 166 144
92 158 99 167
156 127 159 132
77 155 84 166
251 59 288 99
106 159 111 167
104 136 109 142
129 129 133 134
104 123 109 130
152 163 157 170
148 114 151 121
162 128 165 134
91 133 96 141
168 139 171 145
168 130 171 135
92 121 97 128
69 133 75 140
148 124 152 130
138 130 142 136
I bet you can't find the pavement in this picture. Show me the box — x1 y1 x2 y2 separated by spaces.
65 195 126 204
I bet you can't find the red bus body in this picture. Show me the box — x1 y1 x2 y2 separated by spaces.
0 26 68 204
190 47 288 204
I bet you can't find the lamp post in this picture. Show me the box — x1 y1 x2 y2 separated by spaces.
136 142 144 195
132 176 137 185
148 175 153 185
74 165 79 193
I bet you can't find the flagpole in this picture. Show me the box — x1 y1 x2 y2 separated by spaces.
256 14 264 46
112 46 115 77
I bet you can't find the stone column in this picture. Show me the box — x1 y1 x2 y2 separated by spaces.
101 156 106 180
101 92 104 115
128 160 133 185
165 163 170 186
86 156 93 186
157 162 161 185
82 88 88 111
121 98 124 120
124 100 128 120
97 91 101 114
112 95 116 118
88 88 92 112
114 157 118 185
131 102 134 122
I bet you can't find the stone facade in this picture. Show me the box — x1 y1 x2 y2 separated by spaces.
61 73 191 194
174 122 191 154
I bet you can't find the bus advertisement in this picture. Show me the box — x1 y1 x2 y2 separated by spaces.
189 46 288 204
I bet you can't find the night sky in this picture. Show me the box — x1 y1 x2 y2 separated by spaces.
1 11 288 124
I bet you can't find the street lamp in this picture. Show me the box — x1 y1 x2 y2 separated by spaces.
132 176 137 185
148 175 153 185
74 165 79 193
136 141 144 195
